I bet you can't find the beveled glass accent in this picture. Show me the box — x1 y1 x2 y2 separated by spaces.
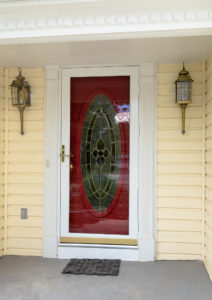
81 94 121 213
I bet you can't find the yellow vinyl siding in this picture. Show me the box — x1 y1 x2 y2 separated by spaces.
157 63 204 260
205 55 212 280
4 68 44 256
0 67 4 257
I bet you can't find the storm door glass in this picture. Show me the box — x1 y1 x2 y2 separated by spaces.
69 76 130 235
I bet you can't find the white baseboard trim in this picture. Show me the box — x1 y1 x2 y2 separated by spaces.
139 237 155 262
43 236 58 258
58 244 139 261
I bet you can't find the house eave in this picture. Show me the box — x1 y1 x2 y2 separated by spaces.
0 0 212 44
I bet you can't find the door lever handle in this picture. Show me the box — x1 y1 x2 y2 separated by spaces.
61 145 73 162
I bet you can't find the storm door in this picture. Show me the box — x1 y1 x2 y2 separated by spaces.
60 67 139 245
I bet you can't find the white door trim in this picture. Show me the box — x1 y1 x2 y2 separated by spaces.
138 64 158 261
44 63 157 261
43 65 60 258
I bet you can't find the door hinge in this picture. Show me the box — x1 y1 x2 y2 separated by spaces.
61 144 65 162
137 187 139 233
138 127 141 136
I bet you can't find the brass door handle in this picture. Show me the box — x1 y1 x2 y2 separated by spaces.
70 162 73 170
61 145 74 162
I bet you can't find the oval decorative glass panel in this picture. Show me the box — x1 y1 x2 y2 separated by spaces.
80 94 121 213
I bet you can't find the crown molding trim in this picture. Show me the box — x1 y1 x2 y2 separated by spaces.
0 5 212 44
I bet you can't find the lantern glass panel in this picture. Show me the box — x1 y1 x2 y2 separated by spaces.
18 88 25 105
11 86 19 106
176 81 192 103
25 86 31 106
18 86 30 106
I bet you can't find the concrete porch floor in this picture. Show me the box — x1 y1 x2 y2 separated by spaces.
0 256 212 300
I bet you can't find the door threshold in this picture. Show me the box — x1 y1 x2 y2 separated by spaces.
60 236 137 246
58 243 139 260
58 242 138 249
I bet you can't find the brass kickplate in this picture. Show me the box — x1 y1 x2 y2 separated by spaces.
60 237 137 246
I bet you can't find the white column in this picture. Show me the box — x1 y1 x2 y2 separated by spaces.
138 63 157 261
43 66 60 258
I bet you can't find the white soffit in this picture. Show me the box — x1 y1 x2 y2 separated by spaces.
0 0 212 44
0 35 212 67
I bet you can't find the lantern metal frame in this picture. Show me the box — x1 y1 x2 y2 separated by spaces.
175 63 193 134
10 67 31 135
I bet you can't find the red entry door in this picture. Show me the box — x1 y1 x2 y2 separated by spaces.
69 76 130 235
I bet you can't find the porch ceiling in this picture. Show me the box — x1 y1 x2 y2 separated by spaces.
0 35 212 68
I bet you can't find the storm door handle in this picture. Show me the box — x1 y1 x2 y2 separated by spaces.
60 145 74 162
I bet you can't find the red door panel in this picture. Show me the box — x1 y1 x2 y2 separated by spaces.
69 76 129 235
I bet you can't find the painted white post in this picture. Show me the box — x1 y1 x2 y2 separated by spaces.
138 63 157 261
43 65 60 258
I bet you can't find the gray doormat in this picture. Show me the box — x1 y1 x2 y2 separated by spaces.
62 259 120 276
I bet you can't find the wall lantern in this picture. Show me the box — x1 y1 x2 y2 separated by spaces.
175 63 193 134
10 67 31 135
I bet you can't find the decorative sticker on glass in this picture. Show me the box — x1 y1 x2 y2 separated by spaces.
80 94 121 213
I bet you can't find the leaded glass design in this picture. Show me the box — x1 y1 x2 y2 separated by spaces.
81 94 121 213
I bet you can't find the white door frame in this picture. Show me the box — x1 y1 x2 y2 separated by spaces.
60 67 139 244
44 63 157 261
